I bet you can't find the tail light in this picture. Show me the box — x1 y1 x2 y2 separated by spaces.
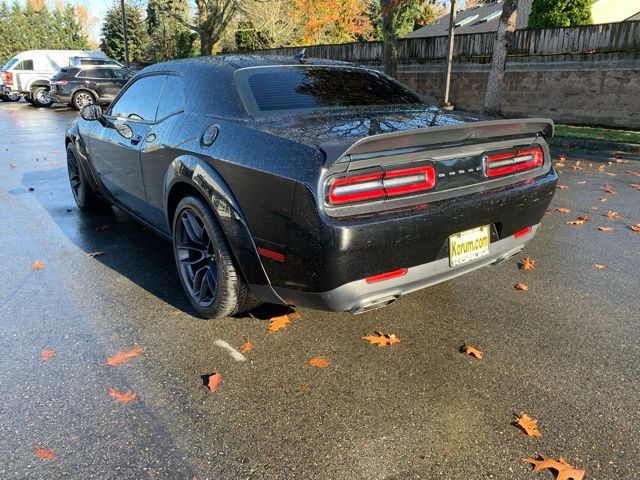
328 165 435 205
484 147 543 177
3 71 13 86
51 80 68 85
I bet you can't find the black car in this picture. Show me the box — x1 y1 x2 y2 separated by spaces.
65 55 557 319
51 66 134 110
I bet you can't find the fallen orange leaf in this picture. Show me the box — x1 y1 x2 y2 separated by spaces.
107 346 143 366
594 264 605 269
308 357 329 368
522 455 585 480
567 219 584 226
576 181 586 185
605 211 621 219
556 208 571 214
239 341 253 353
268 315 291 333
41 349 56 362
109 387 137 404
626 170 640 177
32 260 45 270
602 184 616 194
519 258 535 271
516 413 541 437
515 283 529 291
206 372 221 392
631 224 640 233
362 331 400 347
462 343 483 360
629 183 640 190
597 226 615 232
544 209 552 216
598 197 608 202
35 445 56 461
288 311 302 319
557 185 569 190
577 215 592 221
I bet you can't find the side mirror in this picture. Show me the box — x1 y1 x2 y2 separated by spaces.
80 104 103 121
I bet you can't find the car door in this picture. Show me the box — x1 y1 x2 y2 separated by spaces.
81 68 117 101
85 74 168 217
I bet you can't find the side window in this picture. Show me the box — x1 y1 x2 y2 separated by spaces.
156 75 185 120
76 70 87 78
16 59 34 70
113 69 134 80
85 69 114 79
109 75 167 122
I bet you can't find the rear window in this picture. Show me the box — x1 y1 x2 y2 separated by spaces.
236 66 422 114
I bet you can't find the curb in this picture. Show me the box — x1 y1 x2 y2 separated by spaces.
549 136 640 153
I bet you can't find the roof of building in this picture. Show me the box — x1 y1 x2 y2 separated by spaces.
626 11 640 21
405 0 533 38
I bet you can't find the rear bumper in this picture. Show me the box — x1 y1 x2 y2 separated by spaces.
51 92 71 104
271 225 537 313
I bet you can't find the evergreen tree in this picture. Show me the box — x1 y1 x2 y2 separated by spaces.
146 0 196 62
100 4 148 64
528 0 593 28
368 0 437 41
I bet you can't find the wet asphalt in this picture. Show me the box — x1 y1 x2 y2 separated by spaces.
0 101 638 480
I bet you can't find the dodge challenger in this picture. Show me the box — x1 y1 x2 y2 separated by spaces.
65 55 558 319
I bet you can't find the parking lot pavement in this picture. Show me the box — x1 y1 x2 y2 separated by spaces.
0 100 639 479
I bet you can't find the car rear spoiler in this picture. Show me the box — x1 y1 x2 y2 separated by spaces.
320 118 554 167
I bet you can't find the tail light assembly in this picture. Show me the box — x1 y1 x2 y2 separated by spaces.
484 147 543 177
328 165 435 205
1 71 13 86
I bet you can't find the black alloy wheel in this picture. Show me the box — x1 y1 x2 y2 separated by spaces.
172 195 259 318
66 143 101 210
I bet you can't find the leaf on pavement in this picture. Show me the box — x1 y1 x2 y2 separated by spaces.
35 445 56 461
567 219 584 226
288 311 302 319
31 260 45 270
577 215 592 221
556 208 571 214
461 343 483 360
515 283 529 291
268 315 291 333
557 185 569 190
602 184 616 194
522 455 585 480
362 331 400 347
206 372 221 392
597 226 615 232
109 387 137 404
627 170 640 177
516 413 541 437
544 209 552 216
576 180 586 185
85 251 105 258
107 346 143 366
519 258 535 271
629 183 640 190
631 224 640 233
239 341 253 353
594 263 605 269
598 197 608 202
606 211 621 219
41 349 56 362
308 357 329 368
9 162 16 169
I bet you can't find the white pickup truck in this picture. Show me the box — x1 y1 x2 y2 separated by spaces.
0 50 120 107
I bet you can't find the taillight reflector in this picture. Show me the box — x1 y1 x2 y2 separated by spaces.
329 165 435 205
514 226 532 239
5 71 13 86
365 268 408 284
485 147 543 177
257 247 285 263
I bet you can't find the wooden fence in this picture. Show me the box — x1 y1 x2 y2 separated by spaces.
245 20 640 62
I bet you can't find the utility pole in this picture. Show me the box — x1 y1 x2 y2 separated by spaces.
442 0 457 110
120 0 130 68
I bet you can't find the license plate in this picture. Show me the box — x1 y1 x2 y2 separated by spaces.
449 225 490 267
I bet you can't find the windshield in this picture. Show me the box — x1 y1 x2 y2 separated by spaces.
236 66 423 115
2 57 19 70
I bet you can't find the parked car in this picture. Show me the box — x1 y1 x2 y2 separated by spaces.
50 66 135 110
0 50 110 107
65 55 558 319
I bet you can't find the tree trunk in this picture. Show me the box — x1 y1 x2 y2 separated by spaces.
200 30 215 56
483 0 518 116
380 0 398 78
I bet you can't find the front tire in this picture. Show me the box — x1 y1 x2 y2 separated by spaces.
66 143 102 210
172 195 255 319
31 87 53 107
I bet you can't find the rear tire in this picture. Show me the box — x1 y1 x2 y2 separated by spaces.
172 195 257 319
31 86 53 107
72 90 95 110
66 143 102 210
